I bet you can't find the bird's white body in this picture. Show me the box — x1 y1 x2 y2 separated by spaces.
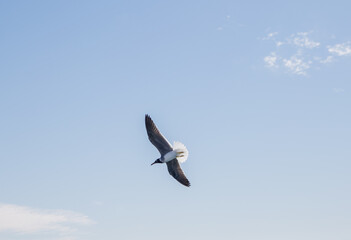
162 141 189 163
163 151 178 162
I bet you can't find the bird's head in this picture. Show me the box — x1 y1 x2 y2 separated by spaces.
151 159 162 166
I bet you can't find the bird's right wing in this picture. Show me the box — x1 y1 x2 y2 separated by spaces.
145 114 173 155
166 159 191 187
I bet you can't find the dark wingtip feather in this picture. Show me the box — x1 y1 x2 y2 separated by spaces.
145 114 154 127
185 179 191 187
176 178 191 187
145 114 152 127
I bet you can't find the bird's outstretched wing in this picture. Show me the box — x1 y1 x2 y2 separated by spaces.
145 114 173 155
166 159 191 187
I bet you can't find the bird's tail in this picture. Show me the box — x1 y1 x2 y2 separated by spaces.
172 141 189 163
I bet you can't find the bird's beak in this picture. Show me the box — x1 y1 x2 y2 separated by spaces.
151 162 156 166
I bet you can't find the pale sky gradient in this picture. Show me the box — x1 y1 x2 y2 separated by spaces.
1 1 351 240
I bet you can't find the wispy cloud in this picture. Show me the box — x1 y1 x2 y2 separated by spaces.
264 52 279 68
276 41 284 47
289 32 320 49
262 32 278 40
0 203 94 238
328 42 351 56
320 55 334 64
262 31 351 75
283 55 312 75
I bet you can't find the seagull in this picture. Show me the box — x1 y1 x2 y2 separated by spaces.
145 114 190 187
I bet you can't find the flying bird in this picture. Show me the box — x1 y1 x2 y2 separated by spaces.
145 114 190 187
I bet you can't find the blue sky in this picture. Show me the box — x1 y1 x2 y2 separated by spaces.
1 1 350 239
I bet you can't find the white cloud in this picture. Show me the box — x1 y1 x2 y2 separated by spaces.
283 55 312 75
261 30 351 75
264 31 320 48
320 56 334 64
267 32 278 38
264 52 279 68
0 203 94 236
328 42 351 56
290 32 320 48
276 41 284 47
262 32 278 40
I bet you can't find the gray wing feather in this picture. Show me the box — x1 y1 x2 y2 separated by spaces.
145 115 173 155
166 159 191 187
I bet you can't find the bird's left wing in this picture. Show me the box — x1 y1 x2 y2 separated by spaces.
166 159 191 187
145 114 173 155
